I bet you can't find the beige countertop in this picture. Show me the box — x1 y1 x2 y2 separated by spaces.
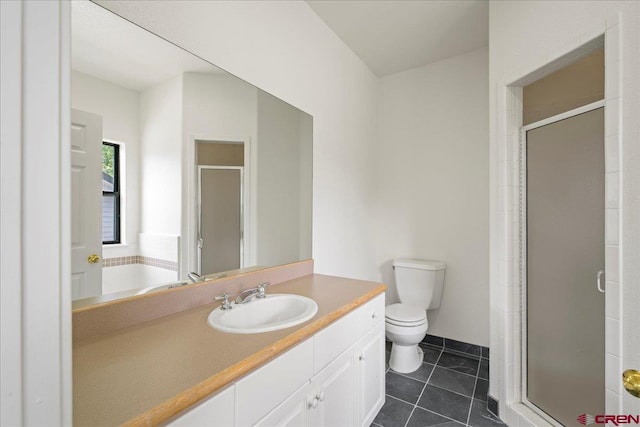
73 274 385 426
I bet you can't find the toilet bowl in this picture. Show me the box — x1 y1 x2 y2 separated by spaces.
385 258 446 374
385 303 428 373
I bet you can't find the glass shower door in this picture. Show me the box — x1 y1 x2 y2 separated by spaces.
198 167 243 275
525 107 605 426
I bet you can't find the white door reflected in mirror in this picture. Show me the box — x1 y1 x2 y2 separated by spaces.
71 108 103 299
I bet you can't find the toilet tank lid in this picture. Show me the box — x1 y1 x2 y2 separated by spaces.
393 258 446 271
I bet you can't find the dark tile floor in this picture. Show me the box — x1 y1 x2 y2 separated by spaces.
373 343 506 427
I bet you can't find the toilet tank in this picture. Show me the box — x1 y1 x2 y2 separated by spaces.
393 259 446 310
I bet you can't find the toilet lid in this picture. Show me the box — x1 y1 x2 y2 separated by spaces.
385 303 426 323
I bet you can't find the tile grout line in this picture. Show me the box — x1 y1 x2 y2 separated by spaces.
394 355 480 381
422 339 489 359
432 363 481 379
465 356 482 426
426 343 484 361
400 380 425 427
425 382 476 400
443 345 482 360
385 345 492 427
392 363 435 383
414 405 467 426
384 392 466 426
402 347 444 427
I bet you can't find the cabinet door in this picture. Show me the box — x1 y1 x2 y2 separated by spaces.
165 385 234 427
356 323 385 427
310 347 356 427
254 382 311 427
235 339 314 426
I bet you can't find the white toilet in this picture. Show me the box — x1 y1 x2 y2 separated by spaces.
385 258 446 373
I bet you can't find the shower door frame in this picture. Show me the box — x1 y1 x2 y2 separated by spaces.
519 99 606 426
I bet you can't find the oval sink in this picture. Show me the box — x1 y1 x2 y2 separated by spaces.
208 294 318 334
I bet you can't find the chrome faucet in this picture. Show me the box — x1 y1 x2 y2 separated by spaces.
187 272 203 283
214 293 233 310
235 282 270 304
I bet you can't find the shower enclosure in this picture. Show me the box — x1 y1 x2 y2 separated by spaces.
523 105 605 426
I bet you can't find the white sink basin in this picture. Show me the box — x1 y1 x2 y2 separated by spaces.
208 294 318 334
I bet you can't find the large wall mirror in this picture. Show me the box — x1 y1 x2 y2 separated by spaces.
71 1 312 307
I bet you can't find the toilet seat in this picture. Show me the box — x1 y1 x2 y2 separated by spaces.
385 317 426 327
385 303 426 327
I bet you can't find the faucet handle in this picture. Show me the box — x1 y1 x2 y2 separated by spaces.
256 282 270 297
214 293 233 310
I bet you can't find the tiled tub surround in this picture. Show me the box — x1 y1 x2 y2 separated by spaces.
73 268 385 425
375 338 504 427
103 255 178 271
101 233 181 295
101 256 179 296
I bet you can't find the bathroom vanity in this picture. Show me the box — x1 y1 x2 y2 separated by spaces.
168 292 385 427
72 263 386 426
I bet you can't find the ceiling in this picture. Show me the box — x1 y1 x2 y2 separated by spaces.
72 1 223 92
306 0 489 77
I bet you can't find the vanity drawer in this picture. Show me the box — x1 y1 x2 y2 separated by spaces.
357 293 385 337
235 338 313 427
314 308 358 373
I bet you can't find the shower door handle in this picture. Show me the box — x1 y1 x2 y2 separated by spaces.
596 269 605 293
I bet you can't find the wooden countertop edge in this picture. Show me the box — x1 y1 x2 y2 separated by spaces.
122 284 386 427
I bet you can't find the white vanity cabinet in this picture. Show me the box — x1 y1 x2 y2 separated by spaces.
307 347 357 427
355 323 385 427
166 385 235 426
254 382 312 427
235 339 314 426
256 347 358 427
167 293 385 427
259 293 386 427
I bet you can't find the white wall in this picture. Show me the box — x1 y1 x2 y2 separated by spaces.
376 48 489 346
298 111 313 260
139 75 183 236
182 73 257 139
70 70 140 259
181 72 258 272
489 0 640 419
256 91 304 266
181 72 313 273
97 0 379 281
